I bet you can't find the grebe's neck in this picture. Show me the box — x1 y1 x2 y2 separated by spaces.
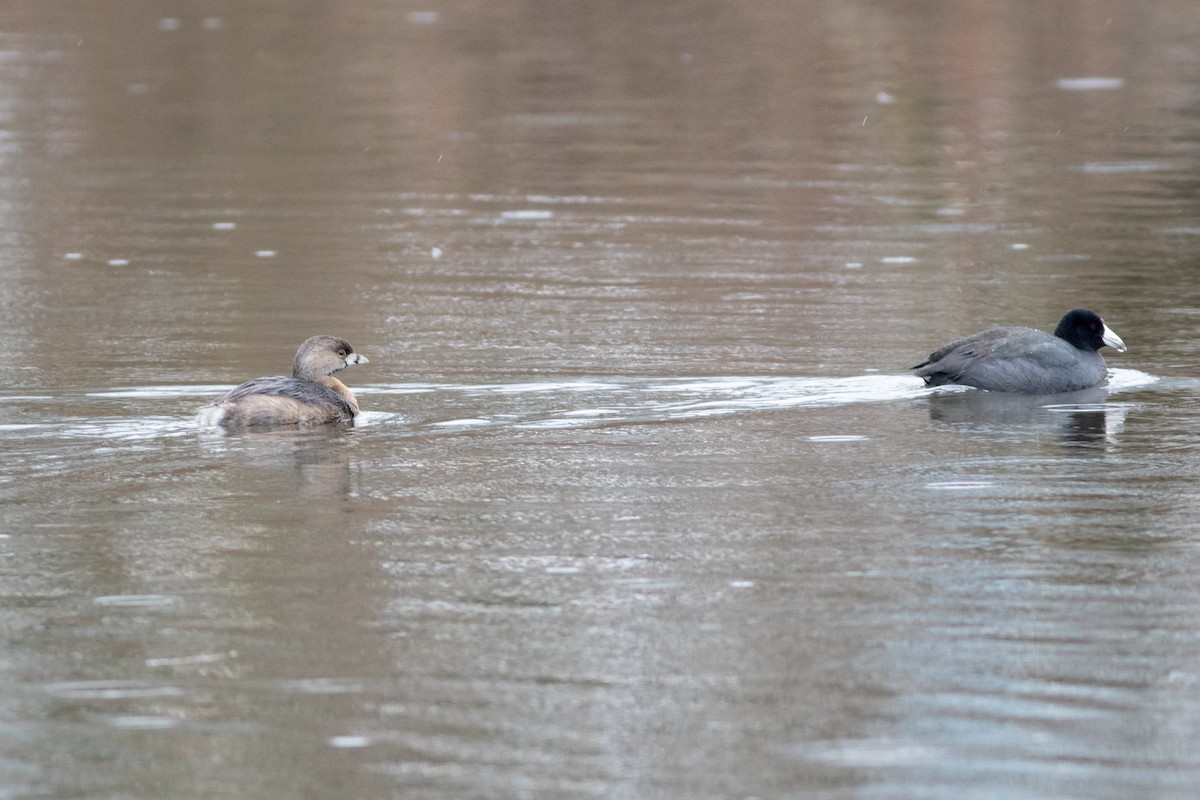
318 376 359 414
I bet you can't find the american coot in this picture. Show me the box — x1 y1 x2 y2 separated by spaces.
199 335 369 425
912 308 1125 393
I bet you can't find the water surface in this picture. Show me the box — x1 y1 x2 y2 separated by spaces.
4 2 1200 799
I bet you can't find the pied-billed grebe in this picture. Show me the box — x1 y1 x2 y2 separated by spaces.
912 308 1125 393
199 335 369 425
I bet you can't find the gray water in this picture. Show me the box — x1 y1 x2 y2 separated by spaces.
4 2 1200 798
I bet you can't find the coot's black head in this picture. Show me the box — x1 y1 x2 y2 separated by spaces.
1053 309 1126 353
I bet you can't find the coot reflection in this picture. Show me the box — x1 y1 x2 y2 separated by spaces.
924 386 1125 450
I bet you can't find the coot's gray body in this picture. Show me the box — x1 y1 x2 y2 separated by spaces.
912 309 1125 394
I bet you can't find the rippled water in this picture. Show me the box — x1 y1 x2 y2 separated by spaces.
4 2 1200 799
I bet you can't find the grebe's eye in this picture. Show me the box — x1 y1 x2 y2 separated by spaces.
337 349 347 358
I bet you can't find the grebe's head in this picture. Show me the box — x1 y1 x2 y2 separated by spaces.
292 335 368 380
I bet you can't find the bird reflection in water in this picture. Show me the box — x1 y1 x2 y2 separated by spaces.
199 424 361 499
925 385 1128 451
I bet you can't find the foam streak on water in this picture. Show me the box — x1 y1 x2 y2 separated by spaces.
0 369 1160 443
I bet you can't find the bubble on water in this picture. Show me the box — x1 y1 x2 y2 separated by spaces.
107 258 129 266
881 256 917 264
808 435 869 442
1079 161 1168 174
146 652 228 668
803 738 944 767
279 679 364 695
93 594 181 608
1055 77 1124 90
329 735 371 748
561 408 622 417
45 681 184 700
255 250 277 258
406 11 440 24
500 210 554 220
1011 243 1030 250
1032 253 1090 262
159 17 181 31
64 252 83 260
212 221 237 230
926 481 995 491
431 418 492 428
110 715 179 730
431 246 443 258
201 17 223 30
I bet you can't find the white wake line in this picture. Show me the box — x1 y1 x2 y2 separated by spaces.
427 370 1160 430
13 369 1160 439
74 368 1156 401
643 375 930 417
365 368 1157 398
472 376 928 430
1105 368 1159 392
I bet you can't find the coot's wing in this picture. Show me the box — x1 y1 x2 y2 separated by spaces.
912 327 1012 383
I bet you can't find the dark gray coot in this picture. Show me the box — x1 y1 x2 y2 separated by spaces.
912 308 1126 394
